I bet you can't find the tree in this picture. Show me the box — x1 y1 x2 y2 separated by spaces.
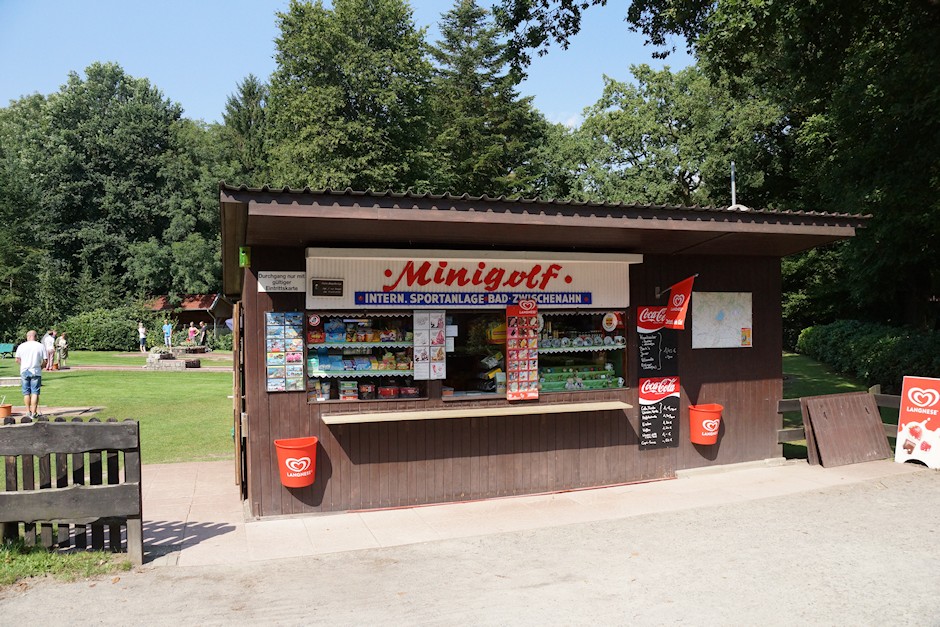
497 0 940 328
428 0 548 196
222 74 269 186
267 0 434 190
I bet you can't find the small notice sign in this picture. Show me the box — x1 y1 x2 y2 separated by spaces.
258 271 306 292
895 375 940 469
312 279 344 297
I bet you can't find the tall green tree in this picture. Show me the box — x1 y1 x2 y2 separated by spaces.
267 0 434 190
222 74 269 186
497 0 940 328
428 0 548 196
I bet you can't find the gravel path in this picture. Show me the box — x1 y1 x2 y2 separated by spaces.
1 469 937 625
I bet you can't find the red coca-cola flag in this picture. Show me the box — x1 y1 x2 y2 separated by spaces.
664 276 695 330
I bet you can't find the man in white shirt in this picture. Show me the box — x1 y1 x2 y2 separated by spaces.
41 329 56 370
15 330 47 418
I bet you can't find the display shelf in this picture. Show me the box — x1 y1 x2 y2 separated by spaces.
308 370 414 378
308 342 413 349
538 344 625 354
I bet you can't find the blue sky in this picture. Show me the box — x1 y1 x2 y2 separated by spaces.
0 0 691 127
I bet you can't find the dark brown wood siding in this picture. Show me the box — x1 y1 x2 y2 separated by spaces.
243 247 783 517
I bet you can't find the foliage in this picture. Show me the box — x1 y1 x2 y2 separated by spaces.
428 0 549 196
780 243 854 350
576 64 780 206
210 332 234 351
496 0 940 330
221 74 269 186
0 539 131 586
0 63 224 339
267 0 434 190
60 305 161 351
797 321 940 395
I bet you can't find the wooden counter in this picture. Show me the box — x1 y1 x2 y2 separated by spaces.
322 400 632 425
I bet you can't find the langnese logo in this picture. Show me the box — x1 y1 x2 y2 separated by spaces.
284 456 312 476
672 293 686 308
908 387 940 409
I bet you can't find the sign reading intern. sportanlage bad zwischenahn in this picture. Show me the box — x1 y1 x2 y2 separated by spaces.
637 306 679 449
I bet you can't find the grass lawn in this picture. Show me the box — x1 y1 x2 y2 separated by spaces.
0 351 234 464
781 351 898 458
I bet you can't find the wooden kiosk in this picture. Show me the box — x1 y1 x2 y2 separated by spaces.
220 184 866 518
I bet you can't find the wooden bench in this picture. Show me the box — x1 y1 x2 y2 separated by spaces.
0 416 143 565
0 343 15 358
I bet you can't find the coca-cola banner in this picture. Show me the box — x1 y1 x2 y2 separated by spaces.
637 306 678 378
664 275 695 329
638 376 679 449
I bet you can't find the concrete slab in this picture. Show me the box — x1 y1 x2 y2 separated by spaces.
137 457 931 568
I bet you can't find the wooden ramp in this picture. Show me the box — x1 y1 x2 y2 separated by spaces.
800 392 892 467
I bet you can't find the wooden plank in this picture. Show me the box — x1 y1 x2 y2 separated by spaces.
323 401 633 425
88 422 105 550
72 418 87 549
802 393 893 467
778 423 897 443
38 425 53 547
0 420 139 456
123 426 144 566
0 484 142 523
799 398 821 466
106 429 121 551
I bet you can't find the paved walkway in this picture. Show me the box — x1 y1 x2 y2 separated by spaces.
142 457 927 567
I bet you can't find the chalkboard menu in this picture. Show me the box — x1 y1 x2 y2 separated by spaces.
637 306 678 377
637 306 679 449
638 376 679 449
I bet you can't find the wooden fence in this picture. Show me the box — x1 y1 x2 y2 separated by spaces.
0 417 143 565
777 388 900 443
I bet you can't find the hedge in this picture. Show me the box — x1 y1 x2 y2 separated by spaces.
61 306 162 351
796 320 940 394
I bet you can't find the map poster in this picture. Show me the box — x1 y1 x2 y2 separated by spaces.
506 299 539 401
638 376 679 449
895 375 940 469
637 306 678 378
691 292 753 349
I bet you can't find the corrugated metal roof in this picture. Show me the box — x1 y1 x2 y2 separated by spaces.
218 182 870 221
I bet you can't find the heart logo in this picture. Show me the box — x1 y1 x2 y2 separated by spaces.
701 419 720 433
908 387 940 408
285 457 311 473
672 293 685 308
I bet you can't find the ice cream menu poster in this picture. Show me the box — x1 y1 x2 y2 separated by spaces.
414 310 446 380
506 299 539 401
265 312 305 392
895 375 940 469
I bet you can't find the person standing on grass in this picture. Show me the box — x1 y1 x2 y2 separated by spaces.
55 331 68 369
41 329 56 370
187 321 198 343
15 330 46 419
162 319 173 347
138 321 147 353
197 320 208 347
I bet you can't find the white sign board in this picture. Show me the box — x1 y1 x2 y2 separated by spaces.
258 271 306 293
691 292 753 349
306 248 641 310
